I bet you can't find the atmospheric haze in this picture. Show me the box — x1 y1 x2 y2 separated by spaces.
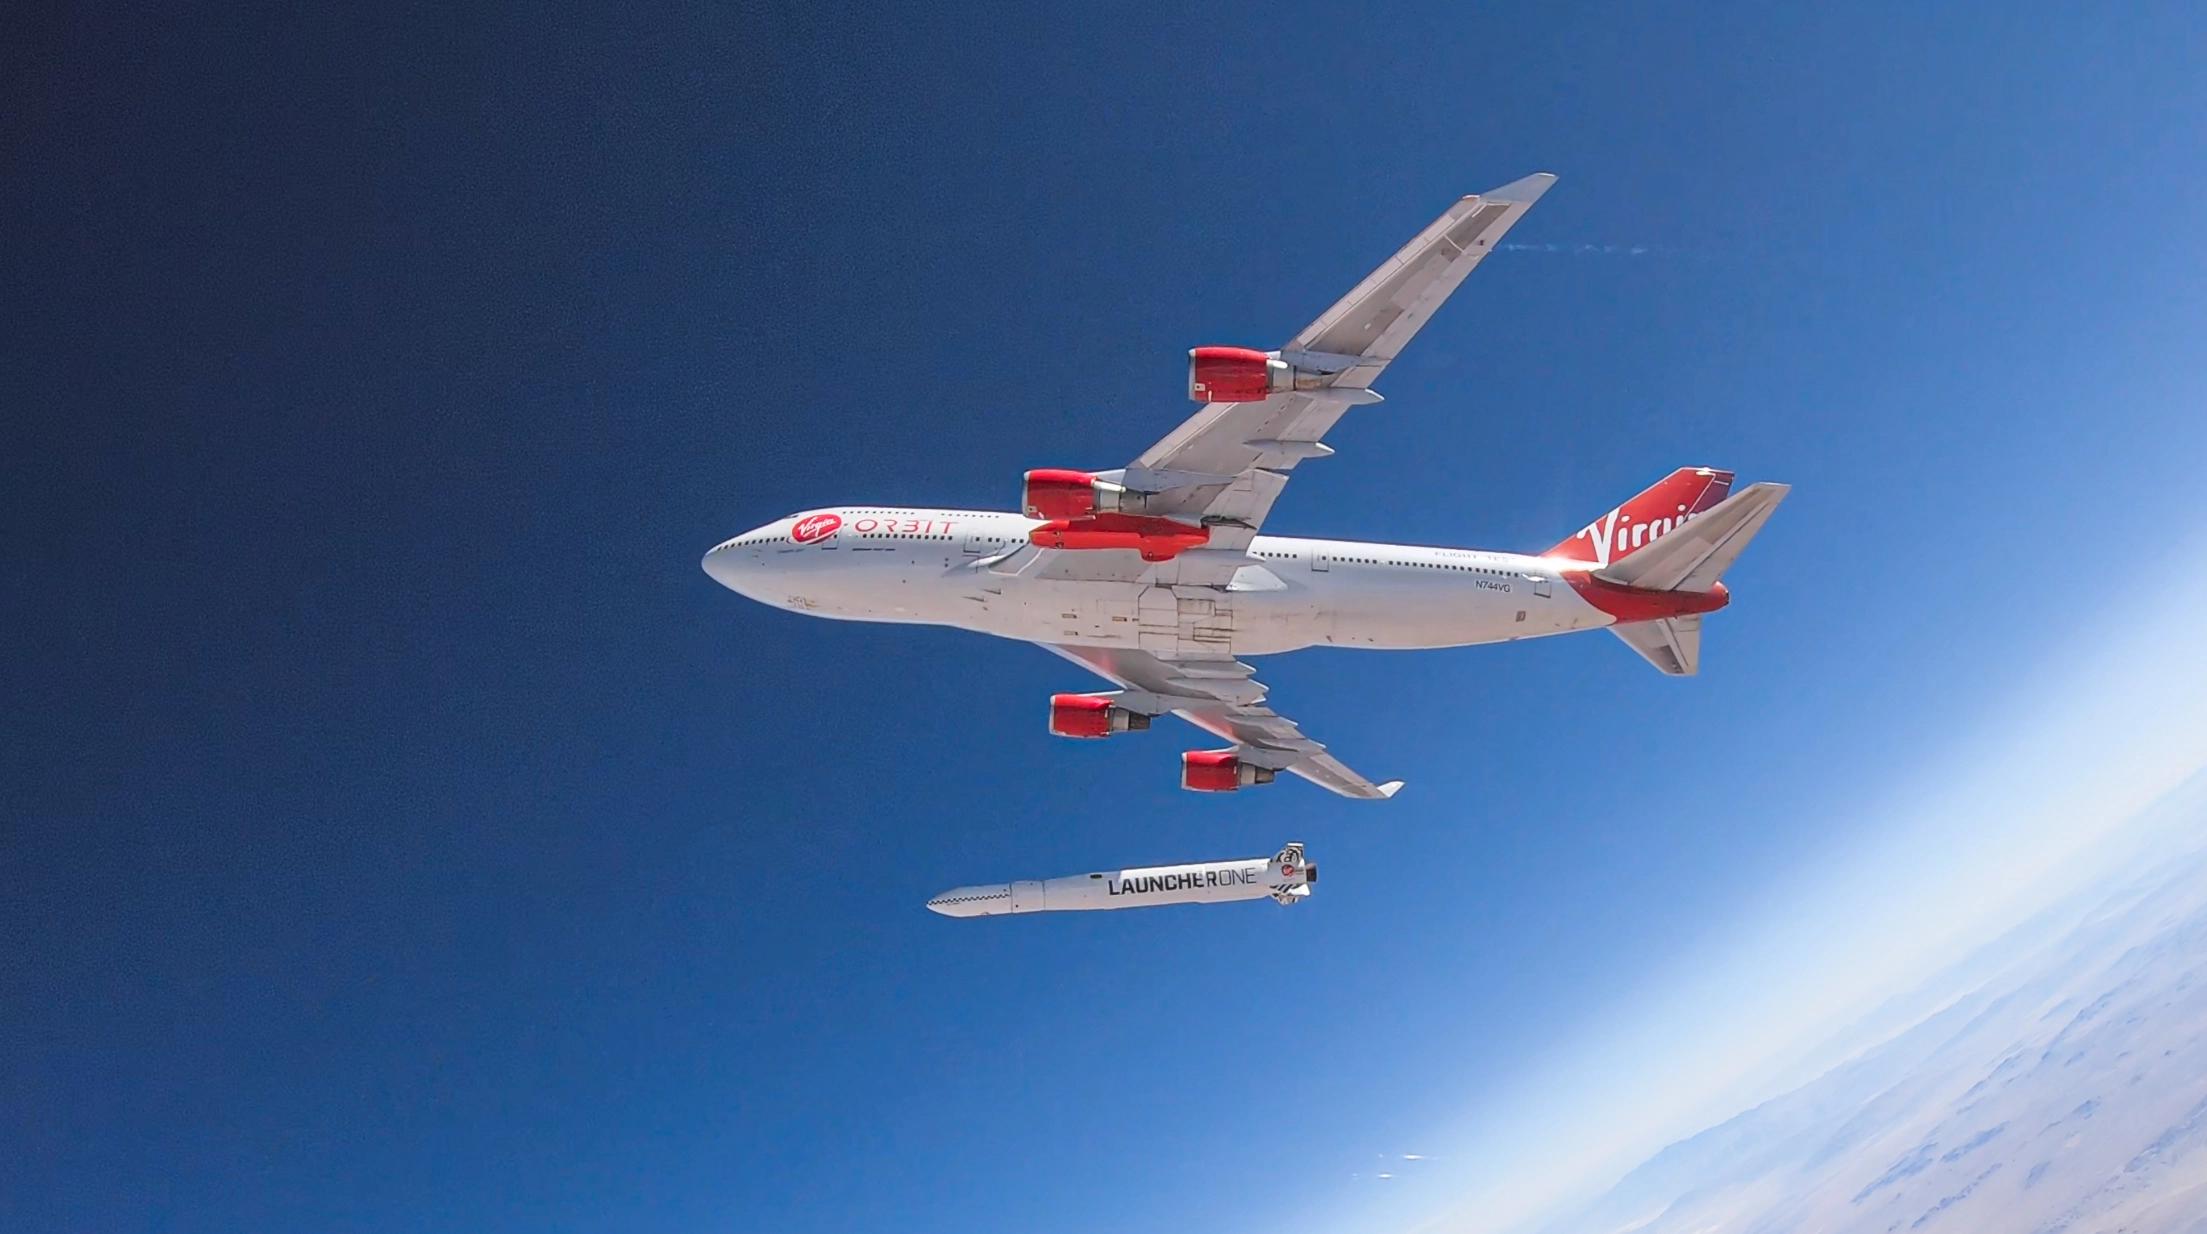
1535 793 2207 1234
1350 546 2207 1234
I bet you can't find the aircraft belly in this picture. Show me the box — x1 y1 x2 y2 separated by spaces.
821 554 977 624
910 552 1614 654
1310 569 1587 649
1135 585 1235 656
953 573 1330 656
1215 585 1328 655
950 578 1149 646
985 583 1240 655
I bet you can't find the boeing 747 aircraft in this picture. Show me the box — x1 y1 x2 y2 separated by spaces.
705 174 1787 799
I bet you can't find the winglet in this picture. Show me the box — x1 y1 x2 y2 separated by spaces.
1376 780 1405 799
1479 172 1557 204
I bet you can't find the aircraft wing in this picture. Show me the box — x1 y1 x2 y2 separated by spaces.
1043 643 1404 800
1137 172 1555 489
1025 172 1555 587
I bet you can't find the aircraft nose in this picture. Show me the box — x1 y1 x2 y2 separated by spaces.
701 537 761 593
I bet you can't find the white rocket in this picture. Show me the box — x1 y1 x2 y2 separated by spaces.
926 842 1315 917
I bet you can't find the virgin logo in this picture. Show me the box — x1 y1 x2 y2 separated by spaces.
790 513 842 544
1576 505 1691 569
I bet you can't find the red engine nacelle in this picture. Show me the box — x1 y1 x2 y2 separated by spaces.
1047 693 1152 739
1022 469 1113 520
1180 749 1277 793
1188 346 1286 403
1191 344 1348 404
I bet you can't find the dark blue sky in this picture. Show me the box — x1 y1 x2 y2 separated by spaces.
9 4 2207 1233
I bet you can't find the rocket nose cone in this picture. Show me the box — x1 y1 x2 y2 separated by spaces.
925 884 1010 918
926 887 981 917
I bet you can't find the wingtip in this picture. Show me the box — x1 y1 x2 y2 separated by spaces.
1479 172 1557 204
1376 780 1406 799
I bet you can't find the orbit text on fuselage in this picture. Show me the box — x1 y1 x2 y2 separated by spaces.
848 516 958 536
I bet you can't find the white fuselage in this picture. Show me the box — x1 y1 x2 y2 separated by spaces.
702 507 1618 655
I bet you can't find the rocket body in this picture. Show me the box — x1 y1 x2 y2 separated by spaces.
927 843 1315 917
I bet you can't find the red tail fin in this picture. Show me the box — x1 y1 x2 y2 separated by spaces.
1546 467 1734 570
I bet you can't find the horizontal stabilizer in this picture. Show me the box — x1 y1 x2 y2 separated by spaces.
1610 614 1702 676
1595 483 1790 592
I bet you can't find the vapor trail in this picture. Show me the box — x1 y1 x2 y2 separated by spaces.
1496 242 1664 256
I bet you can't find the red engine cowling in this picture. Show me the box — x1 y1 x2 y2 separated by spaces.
1022 469 1105 520
1028 513 1208 562
1047 694 1152 739
1180 749 1277 793
1188 346 1286 403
